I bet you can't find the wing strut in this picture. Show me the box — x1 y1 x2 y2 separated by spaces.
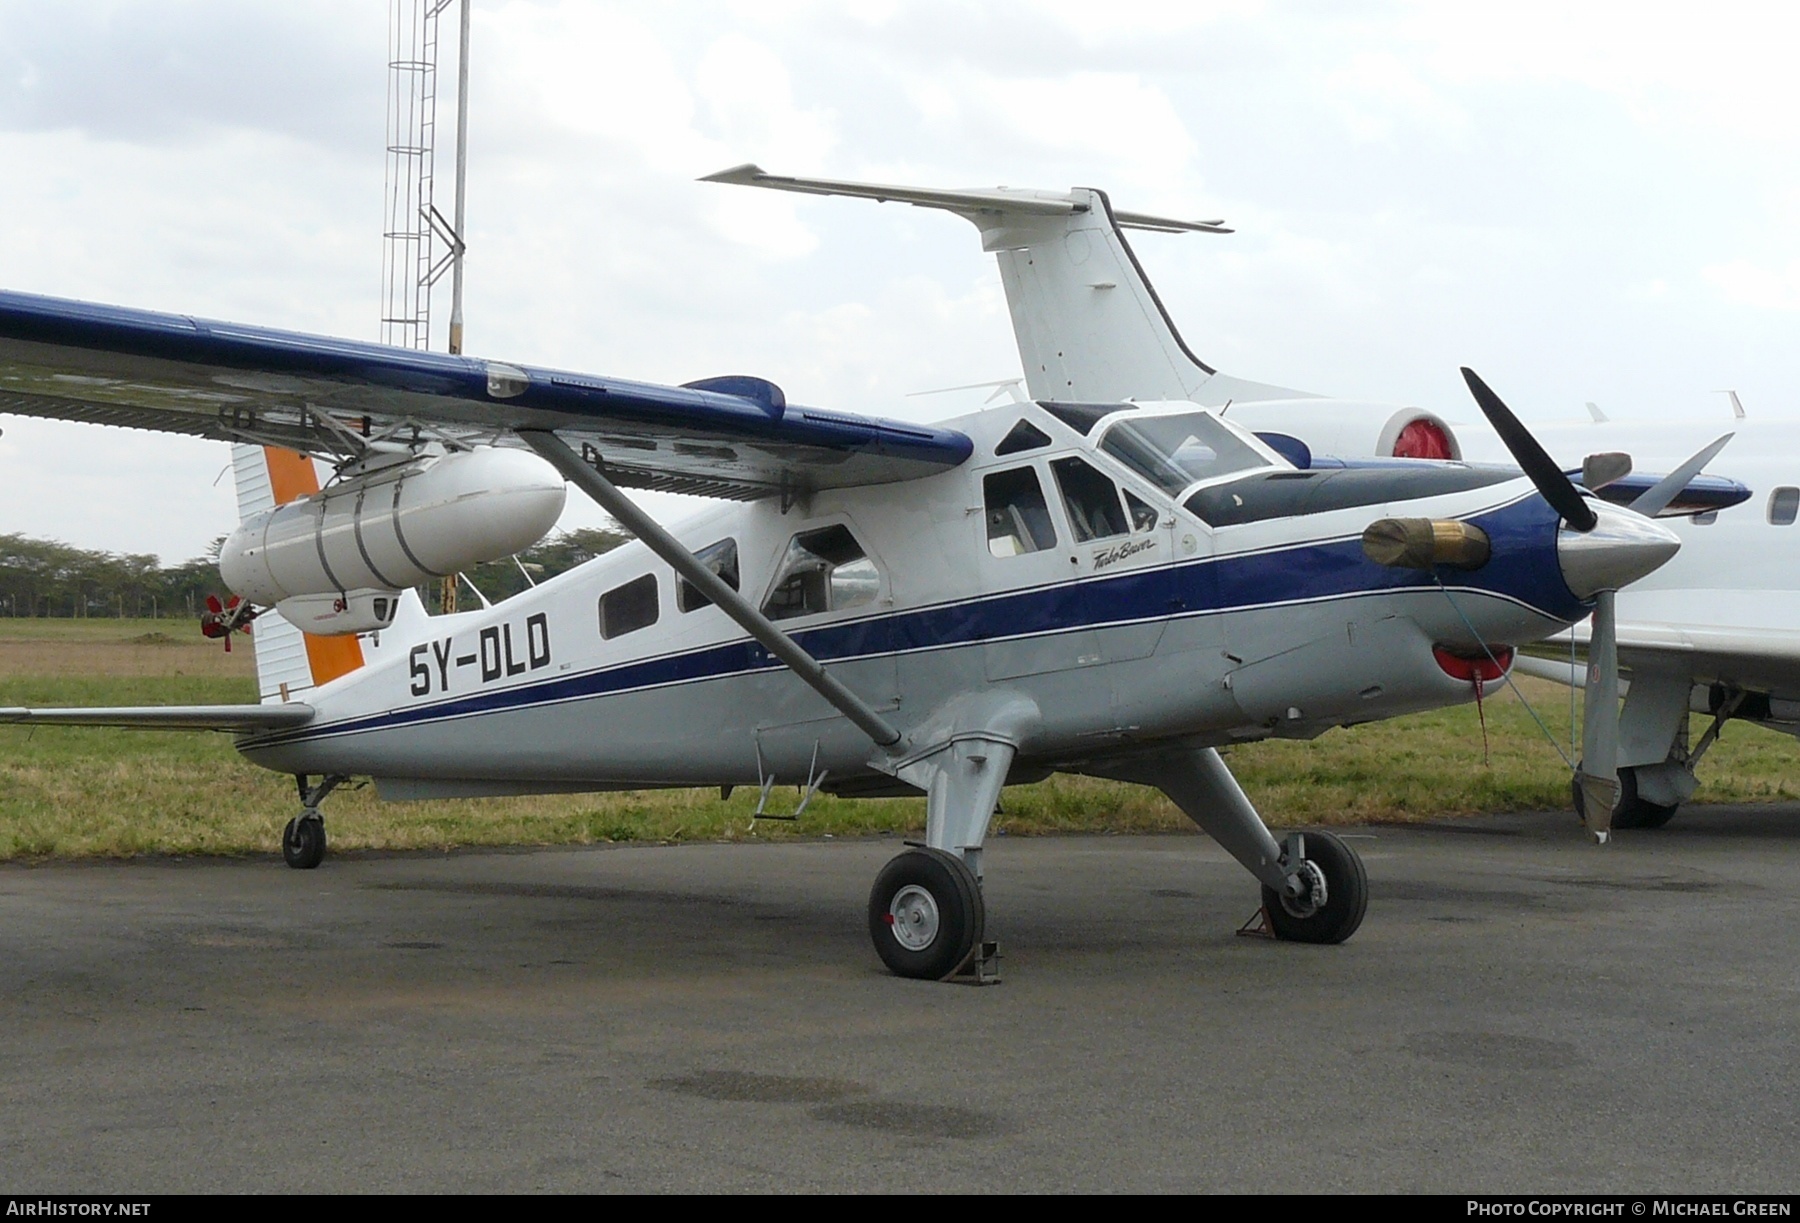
517 430 905 750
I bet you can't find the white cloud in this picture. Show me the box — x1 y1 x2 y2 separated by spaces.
3 0 1800 563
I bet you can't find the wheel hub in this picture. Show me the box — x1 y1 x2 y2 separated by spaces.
1278 859 1329 920
887 884 940 951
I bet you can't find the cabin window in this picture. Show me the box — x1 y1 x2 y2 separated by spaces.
1052 456 1130 542
599 573 659 639
762 525 880 621
983 466 1059 557
1770 487 1799 526
676 538 741 613
995 419 1052 456
1124 490 1159 532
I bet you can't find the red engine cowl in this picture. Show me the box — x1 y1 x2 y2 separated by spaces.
1223 398 1463 463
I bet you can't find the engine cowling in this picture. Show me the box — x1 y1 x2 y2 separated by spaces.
220 447 567 608
1224 398 1462 462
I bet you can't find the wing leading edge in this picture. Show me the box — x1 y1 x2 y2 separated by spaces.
0 289 973 500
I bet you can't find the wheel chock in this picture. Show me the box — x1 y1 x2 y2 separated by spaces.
946 940 1002 985
1236 906 1276 939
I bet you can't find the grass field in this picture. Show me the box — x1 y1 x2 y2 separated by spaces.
1 618 1794 859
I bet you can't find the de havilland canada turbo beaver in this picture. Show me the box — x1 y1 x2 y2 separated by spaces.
0 166 1692 979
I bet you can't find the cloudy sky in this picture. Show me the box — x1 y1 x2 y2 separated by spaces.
1 0 1795 563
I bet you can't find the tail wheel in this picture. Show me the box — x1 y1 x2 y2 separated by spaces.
867 848 984 980
282 815 326 870
1262 830 1367 945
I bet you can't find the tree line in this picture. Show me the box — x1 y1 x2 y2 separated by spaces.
0 527 626 619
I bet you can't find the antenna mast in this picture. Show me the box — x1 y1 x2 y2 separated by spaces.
381 0 469 353
382 1 472 614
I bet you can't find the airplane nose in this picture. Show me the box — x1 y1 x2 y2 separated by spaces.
1556 501 1681 598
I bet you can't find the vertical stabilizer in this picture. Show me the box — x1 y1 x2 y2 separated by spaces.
702 165 1316 405
229 444 365 702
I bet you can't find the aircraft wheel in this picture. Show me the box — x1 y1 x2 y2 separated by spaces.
1570 765 1680 830
1262 830 1367 945
282 815 326 870
868 848 984 980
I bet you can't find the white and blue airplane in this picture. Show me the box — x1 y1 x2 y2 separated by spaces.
0 169 1684 979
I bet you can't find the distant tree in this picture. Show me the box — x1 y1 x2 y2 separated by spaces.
458 525 629 607
0 526 631 619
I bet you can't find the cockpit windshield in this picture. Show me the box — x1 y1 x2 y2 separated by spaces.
1097 411 1274 494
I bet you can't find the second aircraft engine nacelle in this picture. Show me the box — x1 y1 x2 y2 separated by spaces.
1223 398 1462 463
220 447 567 607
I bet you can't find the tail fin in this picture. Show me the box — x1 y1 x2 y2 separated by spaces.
229 444 365 702
702 165 1314 405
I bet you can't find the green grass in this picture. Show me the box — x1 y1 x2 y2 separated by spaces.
1 619 1796 859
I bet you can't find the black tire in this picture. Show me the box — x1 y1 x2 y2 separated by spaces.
867 848 984 980
1571 765 1680 830
1261 830 1367 945
282 815 326 870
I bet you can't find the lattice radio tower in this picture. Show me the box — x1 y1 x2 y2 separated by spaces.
381 0 469 355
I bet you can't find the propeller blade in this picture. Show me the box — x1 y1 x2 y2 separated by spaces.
1461 368 1599 532
205 594 223 615
1577 589 1622 843
1628 433 1735 518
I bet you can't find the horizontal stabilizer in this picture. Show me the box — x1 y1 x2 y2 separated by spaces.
707 164 1311 406
0 704 314 731
700 163 1232 233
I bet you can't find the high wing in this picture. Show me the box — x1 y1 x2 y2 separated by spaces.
0 289 973 500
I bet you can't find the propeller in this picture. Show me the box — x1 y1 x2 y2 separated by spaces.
199 593 257 652
1627 433 1735 518
1461 368 1597 531
1459 368 1697 843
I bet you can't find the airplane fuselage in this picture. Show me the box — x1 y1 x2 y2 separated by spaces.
237 402 1580 797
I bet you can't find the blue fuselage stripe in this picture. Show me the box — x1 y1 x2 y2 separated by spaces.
251 496 1574 748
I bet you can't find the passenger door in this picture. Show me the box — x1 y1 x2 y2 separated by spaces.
974 459 1104 681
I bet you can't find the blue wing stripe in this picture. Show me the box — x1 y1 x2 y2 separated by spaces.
0 289 973 468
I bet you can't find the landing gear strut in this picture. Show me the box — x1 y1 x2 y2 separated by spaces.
1571 765 1680 830
283 774 346 870
1261 830 1368 944
1093 745 1370 946
867 848 986 980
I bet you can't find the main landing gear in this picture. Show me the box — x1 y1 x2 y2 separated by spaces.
1095 745 1369 947
865 731 1371 979
868 847 986 980
1570 765 1680 830
1260 830 1368 944
282 774 346 870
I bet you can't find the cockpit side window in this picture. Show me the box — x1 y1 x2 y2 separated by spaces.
1051 456 1130 543
761 525 881 621
983 466 1059 557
